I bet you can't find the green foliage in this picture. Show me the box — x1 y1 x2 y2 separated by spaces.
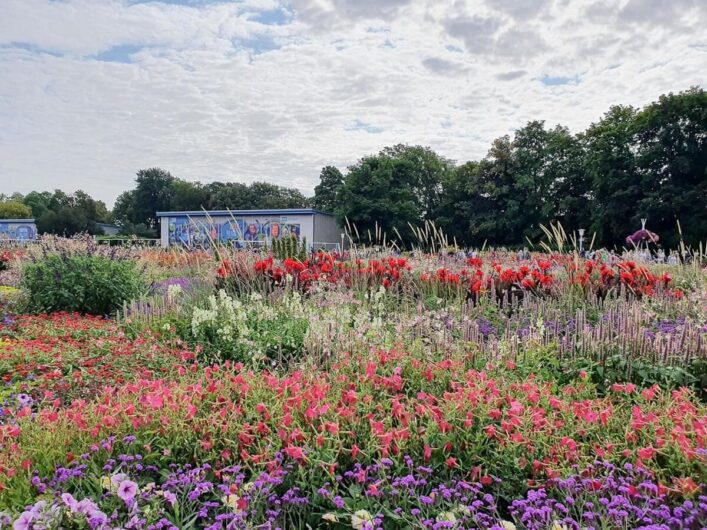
21 254 145 315
634 87 707 248
337 145 451 243
312 165 344 212
190 291 309 366
560 355 704 396
206 181 309 210
30 190 109 236
0 200 32 219
271 235 307 261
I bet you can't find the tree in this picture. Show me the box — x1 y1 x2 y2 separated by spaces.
169 180 209 212
34 190 106 236
337 145 450 244
131 168 176 228
206 182 251 209
633 87 707 248
247 182 308 209
433 161 479 246
466 136 519 246
0 200 32 219
22 191 53 218
313 166 344 212
381 145 450 220
585 105 642 247
545 126 592 233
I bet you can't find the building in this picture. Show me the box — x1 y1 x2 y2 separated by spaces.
96 222 121 236
156 209 342 250
0 219 37 240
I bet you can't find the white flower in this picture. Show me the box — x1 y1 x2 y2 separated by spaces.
500 522 517 530
351 509 373 529
436 511 458 524
322 513 338 523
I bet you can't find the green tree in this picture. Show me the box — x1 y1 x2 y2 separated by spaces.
585 106 641 247
0 200 32 219
132 168 176 228
312 166 344 212
169 180 209 212
546 127 592 233
337 145 450 244
247 182 308 209
466 136 519 246
206 182 251 209
633 87 707 248
22 191 53 218
433 161 479 246
33 190 107 236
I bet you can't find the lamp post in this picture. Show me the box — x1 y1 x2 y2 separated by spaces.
578 228 585 255
340 232 345 254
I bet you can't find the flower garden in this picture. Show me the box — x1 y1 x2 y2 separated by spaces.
0 238 705 529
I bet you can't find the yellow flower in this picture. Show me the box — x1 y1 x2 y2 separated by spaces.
322 513 338 523
437 511 458 524
351 509 373 530
100 476 111 491
222 494 242 513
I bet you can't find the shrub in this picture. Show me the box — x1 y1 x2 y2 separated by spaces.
190 290 309 365
21 254 145 315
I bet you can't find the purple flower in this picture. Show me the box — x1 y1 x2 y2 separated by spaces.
116 480 139 503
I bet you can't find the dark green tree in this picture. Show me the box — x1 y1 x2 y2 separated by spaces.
34 190 107 236
131 168 176 228
169 180 209 212
633 87 707 248
312 166 344 212
585 106 641 247
22 191 53 219
432 161 479 246
466 136 519 246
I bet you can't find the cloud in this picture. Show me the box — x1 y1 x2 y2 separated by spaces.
421 57 469 75
496 70 526 81
619 0 707 27
0 0 705 205
485 0 550 20
443 15 502 54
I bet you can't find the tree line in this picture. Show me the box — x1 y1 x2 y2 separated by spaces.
1 87 704 248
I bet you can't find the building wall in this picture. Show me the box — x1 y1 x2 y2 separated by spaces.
0 219 37 240
160 217 169 247
160 213 315 248
312 214 342 249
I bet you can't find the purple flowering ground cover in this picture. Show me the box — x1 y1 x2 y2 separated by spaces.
4 436 706 530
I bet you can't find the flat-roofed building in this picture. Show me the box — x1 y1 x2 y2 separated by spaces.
156 209 342 250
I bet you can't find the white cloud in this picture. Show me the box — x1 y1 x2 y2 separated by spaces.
0 0 705 205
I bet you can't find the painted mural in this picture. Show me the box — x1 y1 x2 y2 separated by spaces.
167 216 301 247
0 221 36 240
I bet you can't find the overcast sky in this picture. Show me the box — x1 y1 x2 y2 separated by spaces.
1 0 705 206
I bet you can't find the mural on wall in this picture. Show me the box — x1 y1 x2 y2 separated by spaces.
168 216 301 246
0 222 36 240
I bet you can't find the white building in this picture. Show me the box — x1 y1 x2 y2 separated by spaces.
157 209 342 250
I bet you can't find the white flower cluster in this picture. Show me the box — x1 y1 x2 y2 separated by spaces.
191 290 248 346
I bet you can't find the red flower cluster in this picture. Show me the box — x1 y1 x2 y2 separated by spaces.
219 253 411 292
566 259 679 298
421 258 555 299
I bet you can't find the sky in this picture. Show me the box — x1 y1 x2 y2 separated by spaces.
0 0 705 207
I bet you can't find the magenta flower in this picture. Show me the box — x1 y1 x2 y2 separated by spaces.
116 480 138 503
